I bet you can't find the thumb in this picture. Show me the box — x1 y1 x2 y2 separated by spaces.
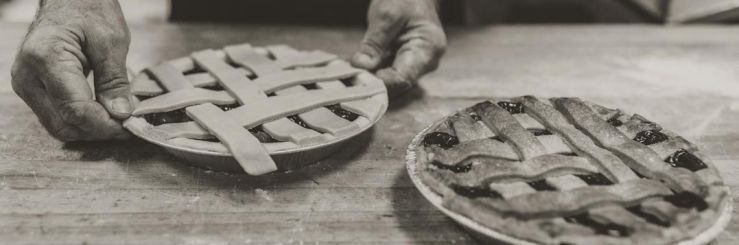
351 10 404 70
90 43 132 120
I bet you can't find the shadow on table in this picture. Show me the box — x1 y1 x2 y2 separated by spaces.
390 167 478 244
61 138 165 162
108 127 374 193
388 86 427 112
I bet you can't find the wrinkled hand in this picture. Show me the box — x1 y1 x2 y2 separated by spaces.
352 0 446 97
11 0 132 141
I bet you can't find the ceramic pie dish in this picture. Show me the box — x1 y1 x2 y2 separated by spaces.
406 96 732 244
124 43 388 174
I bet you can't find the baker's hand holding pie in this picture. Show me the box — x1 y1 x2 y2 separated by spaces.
351 0 447 97
11 0 446 142
11 0 132 141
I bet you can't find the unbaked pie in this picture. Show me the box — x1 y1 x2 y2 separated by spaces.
125 44 387 175
407 96 731 244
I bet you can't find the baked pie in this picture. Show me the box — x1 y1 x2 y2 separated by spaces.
407 96 731 244
124 44 387 175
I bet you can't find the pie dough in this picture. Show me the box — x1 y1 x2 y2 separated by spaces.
407 96 732 244
125 44 387 175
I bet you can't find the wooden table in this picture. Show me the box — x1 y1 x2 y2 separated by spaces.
1 23 738 244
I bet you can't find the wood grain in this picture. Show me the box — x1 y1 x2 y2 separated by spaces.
1 23 739 244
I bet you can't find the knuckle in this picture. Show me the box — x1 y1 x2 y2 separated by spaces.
93 25 130 45
58 102 90 126
19 40 64 65
361 38 385 54
96 76 130 93
375 5 404 22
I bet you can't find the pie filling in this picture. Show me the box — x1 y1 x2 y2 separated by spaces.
139 99 361 143
417 97 727 243
666 149 707 171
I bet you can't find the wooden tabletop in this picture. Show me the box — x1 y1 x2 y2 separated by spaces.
1 23 738 244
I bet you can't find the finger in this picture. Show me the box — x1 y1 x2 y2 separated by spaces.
351 3 405 70
40 53 130 140
15 78 92 141
378 25 446 97
88 31 132 120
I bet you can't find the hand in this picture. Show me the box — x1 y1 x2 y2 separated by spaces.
11 0 132 141
352 0 446 97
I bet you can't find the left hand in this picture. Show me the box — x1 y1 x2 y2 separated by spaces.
351 0 447 97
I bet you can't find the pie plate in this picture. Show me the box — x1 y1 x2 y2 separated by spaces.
124 43 388 174
406 97 732 245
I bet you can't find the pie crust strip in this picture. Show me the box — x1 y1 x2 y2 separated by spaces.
429 138 519 166
132 63 363 115
236 45 359 137
154 85 385 140
315 73 387 120
185 103 277 175
448 111 496 142
472 101 547 160
431 154 599 186
264 45 386 123
147 63 195 91
552 98 707 195
133 88 237 115
480 179 672 218
517 96 638 183
546 175 664 234
193 49 326 145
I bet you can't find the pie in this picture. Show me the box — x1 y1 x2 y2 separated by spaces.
124 44 387 175
407 96 732 244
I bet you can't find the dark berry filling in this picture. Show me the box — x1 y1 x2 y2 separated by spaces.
422 132 460 149
302 83 319 90
626 206 670 227
450 184 503 199
326 104 359 121
247 125 279 143
202 138 220 142
530 129 553 136
633 130 668 145
182 68 205 76
497 101 524 114
606 117 623 127
430 160 472 173
528 180 557 191
202 83 224 91
564 214 632 237
663 192 708 211
287 115 310 129
340 78 355 87
665 149 707 172
469 112 482 121
143 109 191 126
217 103 240 111
575 173 613 185
490 137 505 142
557 152 578 156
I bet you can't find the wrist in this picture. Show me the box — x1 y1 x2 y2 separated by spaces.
35 0 123 25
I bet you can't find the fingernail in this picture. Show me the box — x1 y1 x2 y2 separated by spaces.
111 97 132 114
353 53 375 68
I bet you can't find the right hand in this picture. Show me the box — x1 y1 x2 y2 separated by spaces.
11 0 133 141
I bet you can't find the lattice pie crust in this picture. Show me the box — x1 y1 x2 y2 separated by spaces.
125 44 387 175
410 96 731 244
